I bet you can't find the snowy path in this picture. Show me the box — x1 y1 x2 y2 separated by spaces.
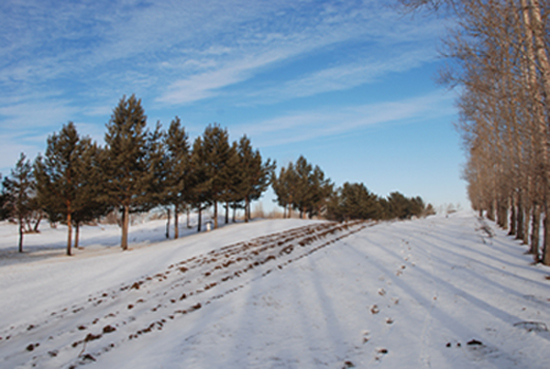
1 212 549 368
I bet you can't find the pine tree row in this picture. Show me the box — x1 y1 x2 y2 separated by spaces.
272 157 433 221
1 95 274 255
1 94 432 256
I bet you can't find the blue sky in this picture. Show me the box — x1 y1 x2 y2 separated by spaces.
0 0 467 211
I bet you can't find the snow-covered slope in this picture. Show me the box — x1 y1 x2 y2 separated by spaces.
0 212 549 369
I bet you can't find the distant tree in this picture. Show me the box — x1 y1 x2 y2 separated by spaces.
292 156 313 219
272 156 330 219
164 117 191 239
0 174 10 221
201 124 232 229
327 182 381 221
189 136 212 232
385 192 427 220
409 196 426 218
305 166 333 218
272 163 298 218
386 192 410 220
220 141 241 224
289 156 331 219
424 203 436 217
236 135 275 222
3 153 35 252
145 121 168 210
101 94 153 250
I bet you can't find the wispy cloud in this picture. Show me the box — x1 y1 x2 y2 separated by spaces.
240 46 437 105
233 91 456 147
0 1 446 106
0 99 79 130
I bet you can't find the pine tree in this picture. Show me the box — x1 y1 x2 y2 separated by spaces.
272 163 298 218
328 182 378 221
305 165 333 218
71 140 108 248
189 136 212 232
144 121 168 213
293 156 314 219
3 153 34 252
34 122 86 256
220 141 241 224
236 135 275 222
101 94 152 250
201 124 232 229
0 174 9 221
164 116 191 239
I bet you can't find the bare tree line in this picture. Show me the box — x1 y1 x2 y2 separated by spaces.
400 0 550 265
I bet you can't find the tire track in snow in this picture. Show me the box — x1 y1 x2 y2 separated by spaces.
0 220 370 369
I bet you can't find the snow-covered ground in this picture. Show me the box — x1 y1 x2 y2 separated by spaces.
0 211 549 368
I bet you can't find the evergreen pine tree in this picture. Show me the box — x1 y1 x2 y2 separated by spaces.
327 182 381 221
101 94 152 250
189 136 212 232
306 166 333 219
0 174 9 221
272 163 298 218
144 121 168 212
387 192 410 220
293 156 313 219
71 140 108 248
201 124 231 229
237 135 274 222
164 116 190 239
220 141 241 224
34 122 85 256
3 153 34 252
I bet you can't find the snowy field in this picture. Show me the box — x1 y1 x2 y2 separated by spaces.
0 211 549 368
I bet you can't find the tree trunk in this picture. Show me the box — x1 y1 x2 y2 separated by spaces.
121 205 129 251
516 193 524 241
174 203 179 239
232 203 236 223
187 207 190 229
543 206 550 265
18 216 24 253
74 222 80 249
530 204 541 260
245 198 250 223
33 213 42 233
487 200 495 221
166 207 171 239
497 198 508 230
66 211 72 256
522 203 531 245
197 206 202 232
213 201 218 229
225 202 229 224
509 195 517 236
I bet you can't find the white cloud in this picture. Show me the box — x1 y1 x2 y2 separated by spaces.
0 0 451 154
0 99 79 130
234 91 456 147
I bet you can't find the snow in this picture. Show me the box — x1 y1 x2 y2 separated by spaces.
1 211 549 368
